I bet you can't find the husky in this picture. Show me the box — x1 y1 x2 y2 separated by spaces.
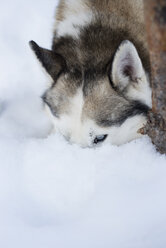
30 0 152 147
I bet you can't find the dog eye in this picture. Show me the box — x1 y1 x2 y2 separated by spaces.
93 135 108 144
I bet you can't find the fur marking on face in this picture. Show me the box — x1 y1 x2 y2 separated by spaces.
30 0 152 147
55 0 93 38
56 11 93 38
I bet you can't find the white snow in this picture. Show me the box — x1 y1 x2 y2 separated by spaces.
0 1 166 248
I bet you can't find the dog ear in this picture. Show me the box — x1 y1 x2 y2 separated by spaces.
111 40 145 91
29 40 66 80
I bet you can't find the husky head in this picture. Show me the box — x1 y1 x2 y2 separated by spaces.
30 40 151 147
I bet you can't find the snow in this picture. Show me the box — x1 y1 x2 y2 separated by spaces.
0 0 166 247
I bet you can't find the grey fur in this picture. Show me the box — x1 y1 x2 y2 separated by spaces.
30 0 151 145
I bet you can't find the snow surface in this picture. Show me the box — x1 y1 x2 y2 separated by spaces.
0 1 166 247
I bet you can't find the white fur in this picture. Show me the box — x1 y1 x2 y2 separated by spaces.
45 89 147 147
56 0 93 38
112 40 152 107
56 12 93 38
126 74 152 107
105 115 147 145
45 88 89 146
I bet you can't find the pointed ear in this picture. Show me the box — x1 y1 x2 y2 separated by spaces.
29 40 66 80
111 40 145 91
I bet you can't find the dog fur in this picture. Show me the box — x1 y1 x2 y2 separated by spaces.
30 0 152 147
